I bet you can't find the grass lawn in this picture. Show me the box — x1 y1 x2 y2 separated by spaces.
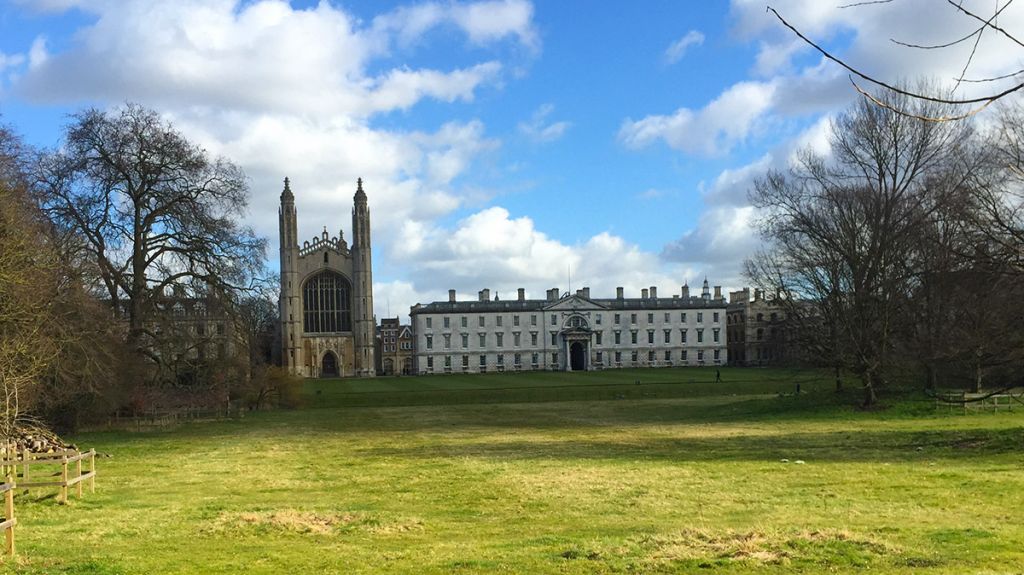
3 368 1023 574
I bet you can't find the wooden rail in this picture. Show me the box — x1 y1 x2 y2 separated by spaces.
936 391 1017 414
0 449 96 504
0 481 14 556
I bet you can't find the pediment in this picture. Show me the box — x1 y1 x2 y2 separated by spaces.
542 294 607 311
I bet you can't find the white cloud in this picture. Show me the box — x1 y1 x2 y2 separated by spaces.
619 80 777 156
517 103 570 143
664 30 705 64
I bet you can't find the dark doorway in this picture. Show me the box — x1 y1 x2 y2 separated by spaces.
570 342 586 371
321 351 339 377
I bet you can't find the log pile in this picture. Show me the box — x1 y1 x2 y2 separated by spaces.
2 427 76 456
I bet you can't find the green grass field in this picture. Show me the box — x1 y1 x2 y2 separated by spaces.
3 368 1023 574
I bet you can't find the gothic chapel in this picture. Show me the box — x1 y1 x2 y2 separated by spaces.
279 178 376 377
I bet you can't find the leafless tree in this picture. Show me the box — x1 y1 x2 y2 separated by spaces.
748 90 972 405
35 104 267 373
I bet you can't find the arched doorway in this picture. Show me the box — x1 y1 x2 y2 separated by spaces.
383 358 394 375
321 351 339 377
570 342 586 371
402 358 412 375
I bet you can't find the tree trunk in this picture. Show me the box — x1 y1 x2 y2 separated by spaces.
861 370 878 407
925 363 937 390
834 365 843 392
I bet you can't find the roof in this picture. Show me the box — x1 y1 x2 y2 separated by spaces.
410 293 727 315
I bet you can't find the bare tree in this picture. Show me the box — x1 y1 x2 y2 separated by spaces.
748 90 972 405
35 104 267 373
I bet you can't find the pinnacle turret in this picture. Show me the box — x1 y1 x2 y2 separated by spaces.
281 177 294 202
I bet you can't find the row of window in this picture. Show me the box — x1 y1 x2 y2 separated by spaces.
423 328 722 350
422 349 723 370
382 342 412 352
423 311 721 330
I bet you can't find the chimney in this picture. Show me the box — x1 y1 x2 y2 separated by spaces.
616 287 624 299
649 286 657 299
576 288 584 297
754 289 763 301
517 288 525 301
714 286 722 299
480 288 490 302
448 289 456 302
582 287 590 298
681 285 690 298
547 288 557 301
642 288 649 299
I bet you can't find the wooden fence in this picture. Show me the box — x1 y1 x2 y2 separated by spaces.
0 481 13 556
0 449 96 504
936 391 1017 414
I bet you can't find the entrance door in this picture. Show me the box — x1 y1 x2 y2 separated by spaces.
321 351 339 377
570 342 586 371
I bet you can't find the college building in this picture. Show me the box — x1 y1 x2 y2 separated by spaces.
278 178 376 378
409 280 728 375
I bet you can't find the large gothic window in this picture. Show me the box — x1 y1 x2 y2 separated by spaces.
303 271 352 333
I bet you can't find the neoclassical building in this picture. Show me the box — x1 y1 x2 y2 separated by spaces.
279 178 376 378
410 281 728 375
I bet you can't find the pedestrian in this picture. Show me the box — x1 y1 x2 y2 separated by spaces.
715 369 721 383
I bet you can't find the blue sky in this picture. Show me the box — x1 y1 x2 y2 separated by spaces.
1 0 1020 320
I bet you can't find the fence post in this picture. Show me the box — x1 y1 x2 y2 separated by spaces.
89 450 96 494
21 447 28 485
5 477 14 556
75 454 83 499
60 456 68 504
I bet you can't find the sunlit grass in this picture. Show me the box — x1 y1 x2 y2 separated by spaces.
3 369 1022 574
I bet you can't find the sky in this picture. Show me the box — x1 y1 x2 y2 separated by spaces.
1 0 1022 321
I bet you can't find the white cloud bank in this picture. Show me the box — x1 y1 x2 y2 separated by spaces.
664 30 705 64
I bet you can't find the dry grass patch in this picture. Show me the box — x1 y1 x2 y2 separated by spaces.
633 527 898 567
204 509 426 537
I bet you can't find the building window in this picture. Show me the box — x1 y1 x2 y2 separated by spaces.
596 313 602 325
631 350 638 363
698 350 705 362
664 330 671 344
713 328 720 343
461 316 468 328
443 317 450 329
427 357 434 369
514 353 521 365
648 350 655 362
513 332 521 347
514 315 520 327
426 317 432 328
496 333 504 347
531 315 537 326
497 316 503 327
697 312 703 323
531 333 538 346
697 329 704 343
552 352 558 364
714 312 720 323
664 350 672 361
462 355 469 368
615 351 622 363
443 334 451 349
647 331 655 344
681 312 687 323
444 356 451 368
614 331 621 345
302 270 352 333
647 313 654 324
596 351 603 363
497 354 504 365
426 335 433 349
631 331 638 344
551 314 557 325
664 312 670 322
681 329 688 343
462 334 469 348
595 332 603 345
682 350 688 361
551 333 558 346
531 352 539 365
479 355 487 367
714 349 721 361
614 313 621 324
631 313 637 324
479 316 486 327
479 334 487 347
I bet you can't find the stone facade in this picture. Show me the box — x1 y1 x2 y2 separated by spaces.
726 288 790 366
279 178 376 378
410 280 728 375
377 318 413 375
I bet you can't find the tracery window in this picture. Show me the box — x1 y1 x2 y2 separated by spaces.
302 271 352 333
